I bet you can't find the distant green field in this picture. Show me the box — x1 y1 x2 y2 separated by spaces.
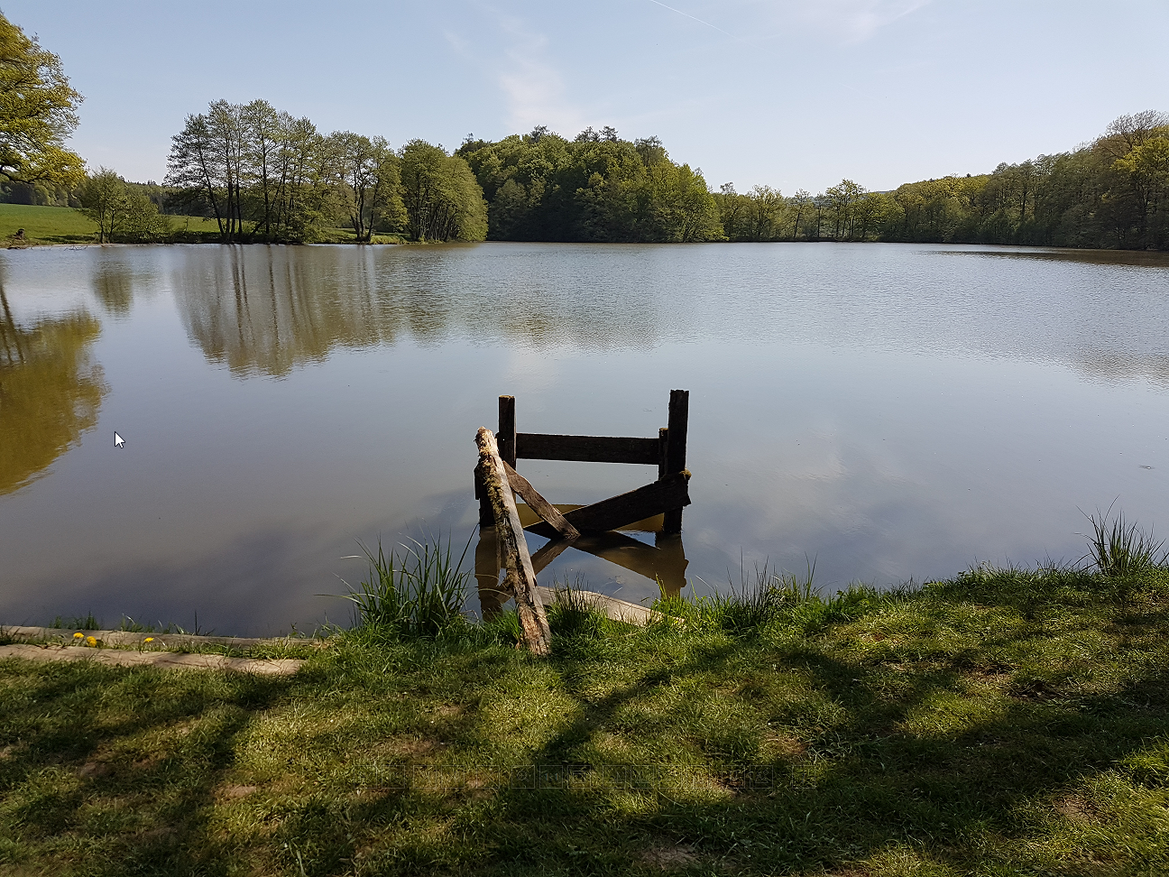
0 203 389 245
0 203 227 245
0 203 99 244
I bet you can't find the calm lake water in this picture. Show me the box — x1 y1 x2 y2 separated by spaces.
2 242 1167 635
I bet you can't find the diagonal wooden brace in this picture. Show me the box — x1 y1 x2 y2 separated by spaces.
503 462 580 541
523 470 691 539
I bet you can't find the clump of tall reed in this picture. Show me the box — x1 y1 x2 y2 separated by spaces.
341 535 472 637
1082 505 1166 578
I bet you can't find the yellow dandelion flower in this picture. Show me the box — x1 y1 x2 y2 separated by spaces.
73 632 84 640
86 636 97 647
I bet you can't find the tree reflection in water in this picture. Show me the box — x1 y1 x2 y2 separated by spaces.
0 284 107 495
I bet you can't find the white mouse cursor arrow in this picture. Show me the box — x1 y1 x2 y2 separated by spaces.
114 431 125 449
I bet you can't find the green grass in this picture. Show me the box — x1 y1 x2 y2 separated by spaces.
2 556 1168 875
0 203 101 244
338 537 473 637
1083 504 1167 579
0 203 407 246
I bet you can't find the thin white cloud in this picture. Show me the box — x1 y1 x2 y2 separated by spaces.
718 0 932 44
644 0 736 38
492 13 586 135
792 0 932 42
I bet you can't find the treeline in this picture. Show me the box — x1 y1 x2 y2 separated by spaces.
455 127 720 242
64 104 1169 250
459 111 1167 250
161 99 486 244
87 99 486 244
710 110 1169 250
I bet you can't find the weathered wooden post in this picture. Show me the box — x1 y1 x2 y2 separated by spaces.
661 389 689 533
498 395 517 469
475 395 518 527
475 427 552 656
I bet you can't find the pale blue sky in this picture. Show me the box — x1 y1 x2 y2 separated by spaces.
13 1 1169 194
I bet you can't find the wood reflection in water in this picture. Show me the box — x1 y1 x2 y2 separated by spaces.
474 506 688 619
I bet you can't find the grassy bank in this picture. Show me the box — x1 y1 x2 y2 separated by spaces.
0 204 103 245
1 555 1167 876
0 203 405 245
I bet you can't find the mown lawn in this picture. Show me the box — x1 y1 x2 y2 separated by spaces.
0 203 403 246
1 564 1167 876
0 204 100 244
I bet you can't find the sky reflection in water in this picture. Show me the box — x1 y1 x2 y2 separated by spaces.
0 242 1166 635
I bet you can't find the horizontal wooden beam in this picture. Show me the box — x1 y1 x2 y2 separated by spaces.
525 470 691 538
516 433 660 465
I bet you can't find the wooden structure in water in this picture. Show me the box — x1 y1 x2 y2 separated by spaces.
476 390 691 533
473 391 691 652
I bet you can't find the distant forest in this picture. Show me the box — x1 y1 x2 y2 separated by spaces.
18 103 1167 250
460 112 1168 250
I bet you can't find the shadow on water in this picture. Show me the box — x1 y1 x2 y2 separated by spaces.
937 245 1169 268
0 275 108 496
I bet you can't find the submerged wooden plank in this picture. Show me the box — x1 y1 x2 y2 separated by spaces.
504 462 580 540
515 503 663 533
476 427 552 656
516 433 660 465
533 587 660 626
525 470 691 538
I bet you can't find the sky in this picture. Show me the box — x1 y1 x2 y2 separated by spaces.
11 0 1169 194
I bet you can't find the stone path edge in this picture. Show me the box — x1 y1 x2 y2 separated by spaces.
0 626 309 676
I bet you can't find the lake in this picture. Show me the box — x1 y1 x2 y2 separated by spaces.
2 242 1167 636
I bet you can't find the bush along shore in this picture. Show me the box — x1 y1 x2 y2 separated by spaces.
1 520 1168 875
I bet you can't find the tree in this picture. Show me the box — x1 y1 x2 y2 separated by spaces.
789 189 811 240
743 185 785 241
77 168 123 243
329 132 404 242
241 99 282 240
825 179 864 239
1113 134 1169 248
0 13 84 187
165 100 247 242
399 140 487 241
77 167 169 243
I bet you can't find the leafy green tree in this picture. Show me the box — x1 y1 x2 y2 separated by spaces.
742 185 786 241
241 99 283 240
399 140 487 241
788 189 811 240
330 132 405 242
270 114 329 242
77 167 169 243
1112 132 1169 248
825 179 864 239
713 183 747 240
77 168 123 243
0 13 84 188
460 129 722 243
644 162 721 242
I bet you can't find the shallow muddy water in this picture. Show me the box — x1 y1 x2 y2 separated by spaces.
1 242 1167 634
